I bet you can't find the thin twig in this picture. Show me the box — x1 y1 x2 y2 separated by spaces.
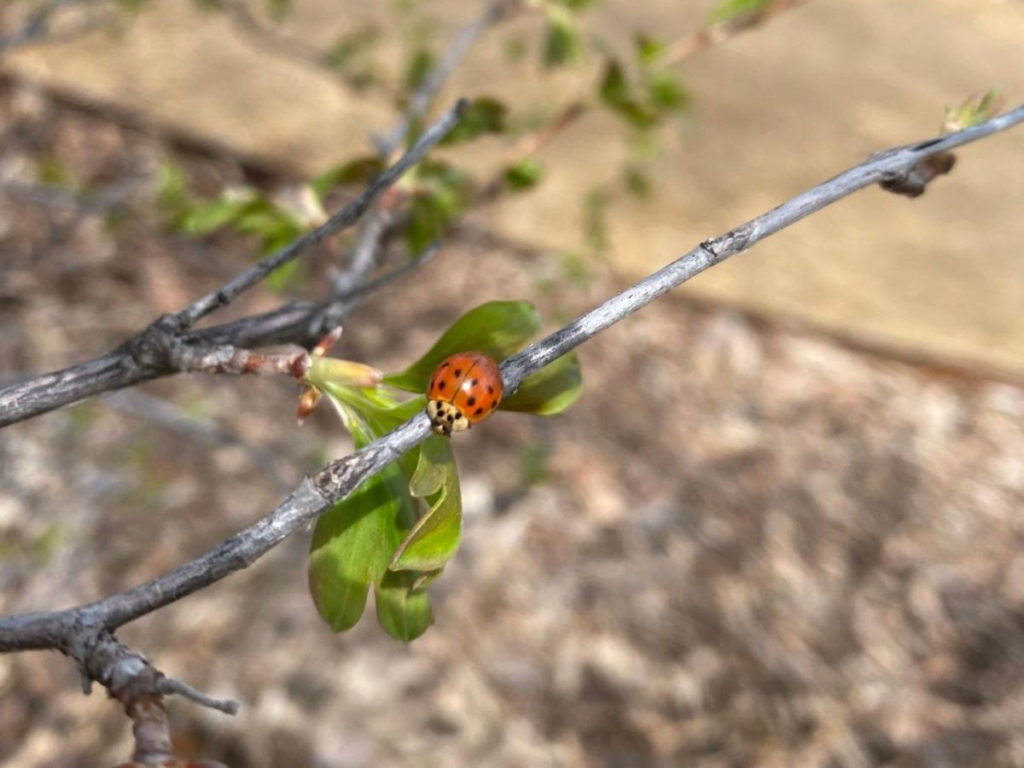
345 0 520 313
156 677 239 715
661 0 813 66
2 106 1020 659
374 0 521 158
183 243 441 349
80 629 238 763
337 208 395 290
319 0 519 343
176 98 468 328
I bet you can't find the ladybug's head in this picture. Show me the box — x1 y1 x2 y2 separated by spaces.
427 399 471 437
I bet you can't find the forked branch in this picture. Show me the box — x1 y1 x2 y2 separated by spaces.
3 105 1021 666
0 99 468 428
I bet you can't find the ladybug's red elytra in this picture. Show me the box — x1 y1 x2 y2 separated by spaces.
426 352 503 436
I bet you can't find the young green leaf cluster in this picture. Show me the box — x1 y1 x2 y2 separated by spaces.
307 300 582 640
158 173 314 291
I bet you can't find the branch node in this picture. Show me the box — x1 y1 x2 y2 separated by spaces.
123 314 187 373
78 664 94 695
699 240 720 260
879 152 957 198
157 678 241 715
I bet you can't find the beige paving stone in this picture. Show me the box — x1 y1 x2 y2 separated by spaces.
4 0 1024 375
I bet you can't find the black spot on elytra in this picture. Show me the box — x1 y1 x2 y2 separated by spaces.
454 369 462 377
471 379 478 387
438 381 446 391
440 361 450 368
467 396 476 407
490 401 498 410
487 385 494 394
474 407 484 416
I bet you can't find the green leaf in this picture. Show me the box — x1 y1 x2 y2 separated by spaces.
599 57 631 109
188 0 224 11
504 158 545 192
37 155 75 188
324 25 380 71
406 191 447 256
155 162 190 223
943 90 1003 132
179 193 254 235
599 58 659 130
385 300 541 392
264 0 291 20
622 164 652 198
634 34 666 67
391 436 462 572
375 569 433 641
621 101 659 130
407 434 450 498
710 0 772 25
264 259 302 293
543 9 582 68
236 206 303 247
312 157 386 198
505 36 528 63
308 450 415 633
582 186 610 252
559 251 593 287
440 97 508 145
404 160 475 255
403 47 435 95
322 384 423 480
416 159 475 199
645 69 689 113
376 393 427 427
559 0 601 10
501 352 583 415
309 392 437 641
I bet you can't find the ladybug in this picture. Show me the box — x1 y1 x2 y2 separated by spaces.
426 352 503 436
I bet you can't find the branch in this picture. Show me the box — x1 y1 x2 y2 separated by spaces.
3 105 1020 660
661 0 813 66
186 244 440 349
0 101 467 428
349 0 521 302
174 99 467 328
83 631 235 766
374 0 521 158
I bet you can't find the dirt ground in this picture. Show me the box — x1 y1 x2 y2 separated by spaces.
2 73 1024 768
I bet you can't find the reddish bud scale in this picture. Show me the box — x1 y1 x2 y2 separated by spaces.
290 354 311 380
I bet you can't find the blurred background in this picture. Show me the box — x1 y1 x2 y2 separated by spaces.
1 0 1024 765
